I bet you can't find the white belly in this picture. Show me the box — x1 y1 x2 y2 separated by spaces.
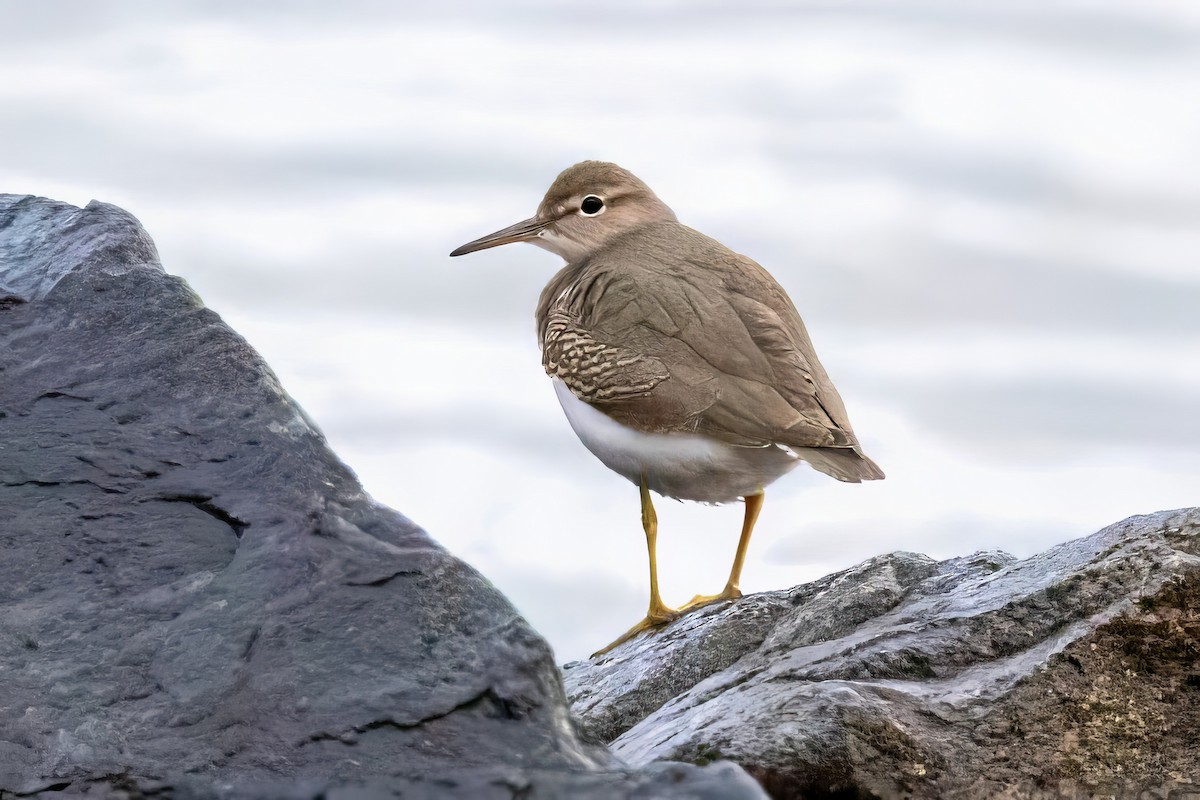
551 377 799 503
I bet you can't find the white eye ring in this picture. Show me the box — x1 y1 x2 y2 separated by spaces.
578 195 606 216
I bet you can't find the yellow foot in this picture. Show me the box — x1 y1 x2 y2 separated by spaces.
678 585 742 613
591 607 681 657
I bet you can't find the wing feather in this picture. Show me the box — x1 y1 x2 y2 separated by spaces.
535 221 883 480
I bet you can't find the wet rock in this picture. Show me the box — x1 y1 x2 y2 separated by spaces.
565 508 1200 798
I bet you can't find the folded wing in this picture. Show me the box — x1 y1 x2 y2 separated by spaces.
536 223 884 482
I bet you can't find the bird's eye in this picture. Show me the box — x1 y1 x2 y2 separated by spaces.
579 195 605 216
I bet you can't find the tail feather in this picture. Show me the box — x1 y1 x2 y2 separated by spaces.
790 447 885 483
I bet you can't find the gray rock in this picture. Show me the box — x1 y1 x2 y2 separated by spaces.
0 194 765 800
565 508 1200 799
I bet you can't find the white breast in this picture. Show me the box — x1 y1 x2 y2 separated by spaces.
551 377 799 503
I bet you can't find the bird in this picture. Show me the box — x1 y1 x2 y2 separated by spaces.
450 161 883 654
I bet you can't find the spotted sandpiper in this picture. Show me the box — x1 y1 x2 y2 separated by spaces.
451 161 883 654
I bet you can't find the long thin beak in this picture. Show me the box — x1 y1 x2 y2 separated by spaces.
449 216 549 257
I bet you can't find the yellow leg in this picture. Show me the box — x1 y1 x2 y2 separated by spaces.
592 476 680 656
679 491 764 612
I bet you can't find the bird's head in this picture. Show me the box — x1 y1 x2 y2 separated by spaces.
450 161 677 262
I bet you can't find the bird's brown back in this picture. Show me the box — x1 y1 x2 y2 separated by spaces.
536 221 882 481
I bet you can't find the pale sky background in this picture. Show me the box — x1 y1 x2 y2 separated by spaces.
2 1 1198 662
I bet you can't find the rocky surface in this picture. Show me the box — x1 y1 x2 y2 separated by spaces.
564 508 1200 799
0 194 765 800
